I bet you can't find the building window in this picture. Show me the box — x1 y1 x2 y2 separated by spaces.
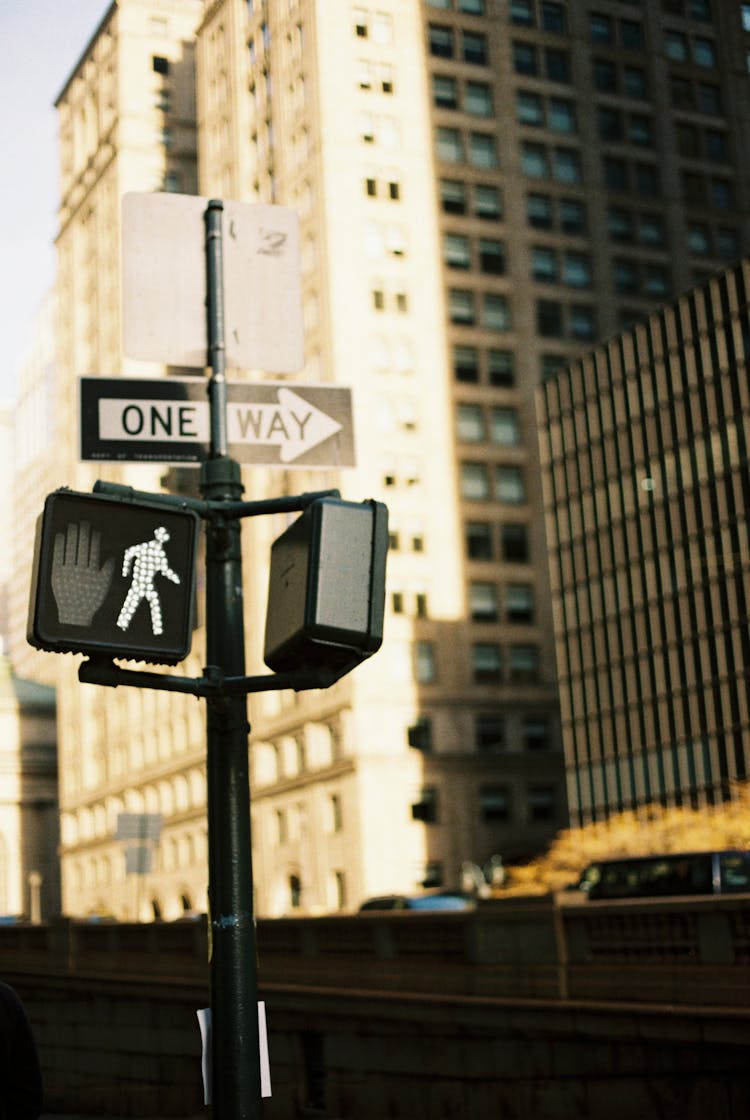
506 583 534 623
570 304 596 340
445 233 472 269
710 178 733 210
510 0 534 25
532 246 558 283
548 99 576 133
623 66 647 99
537 299 563 337
484 293 512 331
412 787 439 823
705 130 729 162
522 143 549 179
440 178 467 214
457 403 485 442
687 223 711 255
467 521 493 560
329 793 343 833
608 208 633 241
518 90 544 127
501 522 529 562
509 644 540 682
408 716 433 751
528 193 553 229
429 24 454 57
473 643 502 682
450 288 476 324
479 239 506 275
513 41 538 75
454 344 480 382
491 408 521 446
333 870 347 910
415 641 437 683
433 74 459 109
470 582 499 622
639 214 664 246
564 252 592 288
594 59 616 93
436 127 463 163
496 466 525 504
422 862 444 888
541 1 566 34
480 785 511 822
461 462 490 501
475 714 504 752
152 55 170 74
560 199 586 234
469 132 499 169
620 19 643 52
589 13 613 43
474 184 503 220
527 785 556 822
466 82 493 117
716 228 739 259
553 147 581 185
488 349 515 386
604 157 629 192
692 37 717 68
524 718 551 751
545 48 570 82
463 31 488 64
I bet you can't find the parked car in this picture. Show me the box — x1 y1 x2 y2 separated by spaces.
358 891 474 912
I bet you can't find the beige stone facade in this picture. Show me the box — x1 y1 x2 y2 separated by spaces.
14 0 750 918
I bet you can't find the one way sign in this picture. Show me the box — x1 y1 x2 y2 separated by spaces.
79 378 356 467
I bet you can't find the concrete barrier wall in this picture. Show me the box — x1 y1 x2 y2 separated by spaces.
1 896 749 1117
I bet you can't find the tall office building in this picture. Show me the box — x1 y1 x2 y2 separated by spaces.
11 0 750 916
16 0 209 920
193 0 750 911
538 257 750 825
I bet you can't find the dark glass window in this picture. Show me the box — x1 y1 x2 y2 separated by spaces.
513 41 538 75
466 521 494 559
540 1 566 34
463 31 488 64
501 522 529 562
429 24 454 57
475 715 504 752
488 350 515 386
453 344 480 382
440 178 467 215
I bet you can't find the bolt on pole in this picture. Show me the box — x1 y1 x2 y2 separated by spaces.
201 199 263 1119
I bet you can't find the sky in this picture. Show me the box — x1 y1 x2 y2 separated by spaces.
0 1 112 403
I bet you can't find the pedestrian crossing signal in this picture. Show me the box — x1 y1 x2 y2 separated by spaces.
28 489 199 665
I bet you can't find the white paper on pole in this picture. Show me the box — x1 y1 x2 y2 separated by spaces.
197 1003 272 1102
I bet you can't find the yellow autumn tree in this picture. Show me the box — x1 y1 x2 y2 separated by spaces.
498 782 750 896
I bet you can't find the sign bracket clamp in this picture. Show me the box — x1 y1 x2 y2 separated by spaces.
77 656 342 697
92 480 341 522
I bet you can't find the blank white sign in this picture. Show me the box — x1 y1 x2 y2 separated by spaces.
122 192 304 373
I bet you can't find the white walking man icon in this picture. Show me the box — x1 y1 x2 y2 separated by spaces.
116 526 180 636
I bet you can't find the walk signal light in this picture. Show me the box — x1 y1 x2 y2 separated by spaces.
28 489 199 665
264 497 388 678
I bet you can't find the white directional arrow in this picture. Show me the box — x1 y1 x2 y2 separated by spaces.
228 387 343 463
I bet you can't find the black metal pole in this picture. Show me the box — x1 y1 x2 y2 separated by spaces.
201 200 262 1119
